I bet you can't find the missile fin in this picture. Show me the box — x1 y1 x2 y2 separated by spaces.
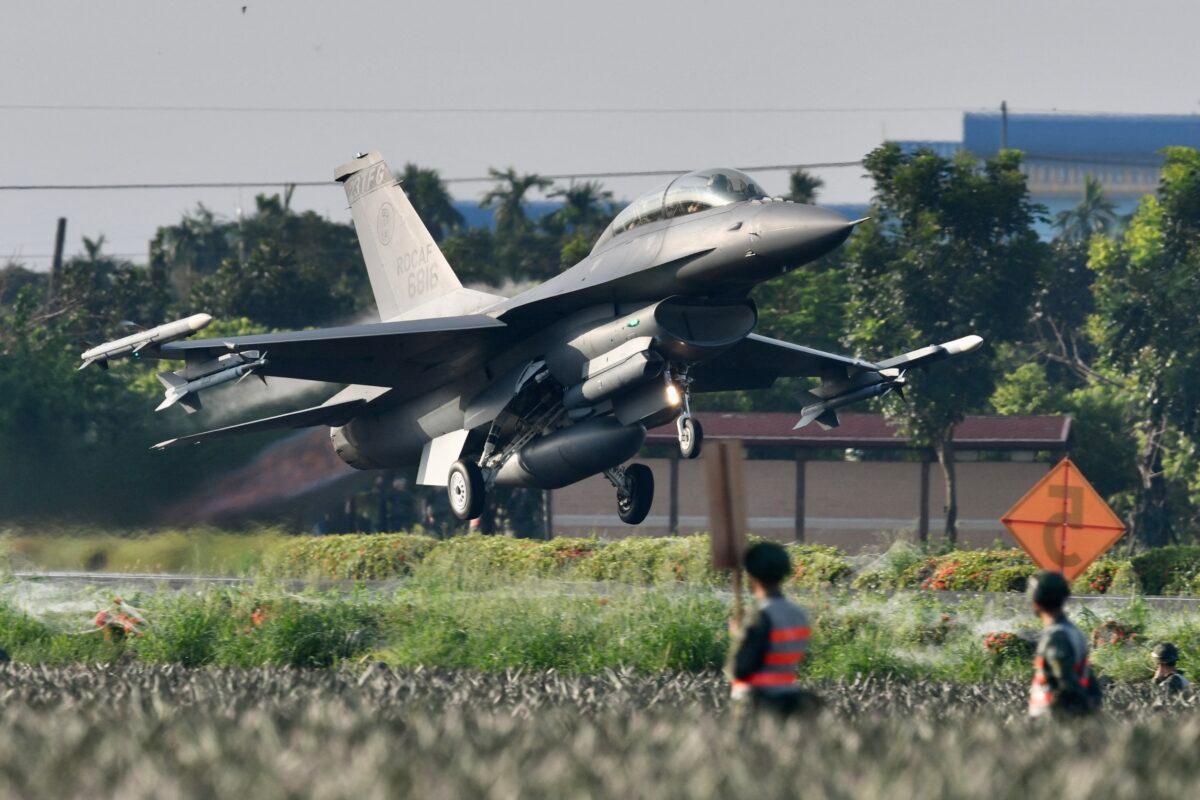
157 371 187 390
815 409 840 430
180 395 203 414
794 404 827 430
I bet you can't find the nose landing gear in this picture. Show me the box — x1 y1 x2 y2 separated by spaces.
672 376 703 459
677 414 703 460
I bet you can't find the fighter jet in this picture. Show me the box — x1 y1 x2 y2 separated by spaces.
81 152 982 524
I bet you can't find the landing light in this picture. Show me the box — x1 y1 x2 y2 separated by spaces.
665 382 681 407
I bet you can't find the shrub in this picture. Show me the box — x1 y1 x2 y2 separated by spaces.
0 527 289 574
1073 558 1137 595
787 543 854 588
582 536 716 585
982 632 1034 662
265 533 438 580
894 550 1038 593
1129 546 1200 595
415 534 597 581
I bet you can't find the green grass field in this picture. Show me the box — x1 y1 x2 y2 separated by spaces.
0 567 1193 683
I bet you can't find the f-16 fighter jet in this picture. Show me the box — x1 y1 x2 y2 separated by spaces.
81 152 981 524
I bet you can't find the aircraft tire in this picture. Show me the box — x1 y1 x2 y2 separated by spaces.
617 463 654 525
678 416 703 460
448 460 486 521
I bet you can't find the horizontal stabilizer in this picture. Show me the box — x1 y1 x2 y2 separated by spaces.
152 398 366 450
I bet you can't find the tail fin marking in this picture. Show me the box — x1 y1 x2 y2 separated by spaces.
334 151 462 321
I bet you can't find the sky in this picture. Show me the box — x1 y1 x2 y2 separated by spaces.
3 0 1199 270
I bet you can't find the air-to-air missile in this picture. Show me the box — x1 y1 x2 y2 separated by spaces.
794 335 984 430
155 351 268 414
78 313 213 370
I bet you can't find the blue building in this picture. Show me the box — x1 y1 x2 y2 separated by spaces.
898 112 1200 229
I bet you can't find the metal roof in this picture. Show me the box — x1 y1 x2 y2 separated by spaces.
648 413 1072 451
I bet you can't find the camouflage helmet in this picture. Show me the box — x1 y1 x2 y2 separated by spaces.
743 542 792 584
1028 570 1070 610
1153 642 1180 665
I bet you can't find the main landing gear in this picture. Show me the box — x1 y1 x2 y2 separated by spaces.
606 464 654 525
448 459 486 521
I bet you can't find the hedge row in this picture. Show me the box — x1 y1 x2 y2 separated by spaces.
852 545 1200 596
264 533 852 589
265 535 1200 595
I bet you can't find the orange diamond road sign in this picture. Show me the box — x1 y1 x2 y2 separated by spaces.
1001 458 1126 582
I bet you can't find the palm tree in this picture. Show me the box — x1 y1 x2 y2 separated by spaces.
481 168 552 236
787 169 825 204
397 164 464 242
1054 175 1119 243
547 180 615 234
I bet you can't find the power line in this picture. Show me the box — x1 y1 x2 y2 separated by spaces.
0 150 1175 193
7 103 1194 117
0 103 982 116
0 161 866 192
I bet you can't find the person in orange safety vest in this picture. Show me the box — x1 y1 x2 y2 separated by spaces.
1028 570 1102 718
726 541 818 717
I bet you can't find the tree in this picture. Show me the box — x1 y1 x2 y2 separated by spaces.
786 169 825 204
481 168 552 236
1054 174 1120 243
397 164 464 242
546 180 615 236
1088 147 1200 547
844 144 1046 544
189 239 355 330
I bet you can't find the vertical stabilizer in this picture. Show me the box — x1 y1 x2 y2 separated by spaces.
335 151 462 320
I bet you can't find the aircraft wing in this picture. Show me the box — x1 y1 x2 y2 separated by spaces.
689 334 882 392
691 332 983 429
152 397 367 450
158 314 509 388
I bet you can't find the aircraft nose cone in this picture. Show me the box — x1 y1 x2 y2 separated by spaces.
750 203 858 265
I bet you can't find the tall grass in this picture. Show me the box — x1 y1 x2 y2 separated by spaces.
0 571 1192 683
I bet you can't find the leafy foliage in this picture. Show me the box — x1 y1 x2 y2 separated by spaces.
1088 149 1200 546
845 144 1047 543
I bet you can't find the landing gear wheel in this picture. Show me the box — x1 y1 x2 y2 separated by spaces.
678 416 703 460
447 460 486 521
616 463 654 525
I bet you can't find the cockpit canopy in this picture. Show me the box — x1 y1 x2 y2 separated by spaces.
592 168 769 252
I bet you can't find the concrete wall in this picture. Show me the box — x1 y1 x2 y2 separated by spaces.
550 457 1050 552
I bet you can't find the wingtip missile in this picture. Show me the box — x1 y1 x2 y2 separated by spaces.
943 334 983 355
79 313 214 369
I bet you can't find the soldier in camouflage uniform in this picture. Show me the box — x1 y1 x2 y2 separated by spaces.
1028 571 1102 718
727 542 818 717
1152 642 1190 694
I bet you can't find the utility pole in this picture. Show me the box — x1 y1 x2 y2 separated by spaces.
48 217 66 303
1000 100 1009 151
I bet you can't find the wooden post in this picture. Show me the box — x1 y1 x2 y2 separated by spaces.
707 440 748 623
668 451 680 535
793 450 807 543
918 452 931 545
49 217 66 303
